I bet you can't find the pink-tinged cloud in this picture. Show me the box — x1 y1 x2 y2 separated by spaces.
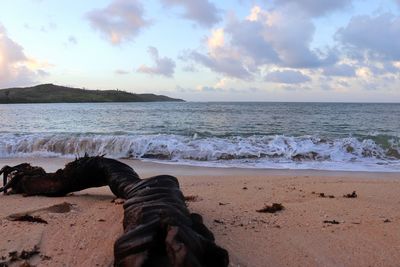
0 25 47 88
184 5 336 80
86 0 151 44
137 47 176 77
160 0 221 27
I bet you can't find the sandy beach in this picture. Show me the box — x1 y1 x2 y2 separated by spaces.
1 157 400 267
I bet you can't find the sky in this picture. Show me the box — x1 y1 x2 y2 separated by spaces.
0 0 400 102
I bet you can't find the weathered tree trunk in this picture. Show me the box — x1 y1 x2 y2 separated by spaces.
1 156 229 266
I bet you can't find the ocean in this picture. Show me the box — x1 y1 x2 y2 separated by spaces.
0 102 399 172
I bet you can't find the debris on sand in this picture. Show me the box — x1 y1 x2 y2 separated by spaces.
111 198 125 205
319 193 335 198
323 220 340 224
6 202 73 223
19 247 40 260
8 251 18 262
214 219 225 224
45 202 74 213
184 195 199 202
19 261 32 267
40 255 51 261
343 191 357 198
2 246 40 266
8 214 48 224
256 203 285 213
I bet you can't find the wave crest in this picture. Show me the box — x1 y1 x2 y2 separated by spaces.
0 133 399 171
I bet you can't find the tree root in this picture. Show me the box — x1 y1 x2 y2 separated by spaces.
2 156 229 267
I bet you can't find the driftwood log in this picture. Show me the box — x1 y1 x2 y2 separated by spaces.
0 156 229 266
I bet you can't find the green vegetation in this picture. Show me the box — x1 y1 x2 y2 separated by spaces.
0 84 184 103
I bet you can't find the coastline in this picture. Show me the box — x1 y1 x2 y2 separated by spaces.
1 157 400 266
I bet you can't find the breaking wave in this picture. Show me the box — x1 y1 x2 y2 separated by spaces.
0 133 399 172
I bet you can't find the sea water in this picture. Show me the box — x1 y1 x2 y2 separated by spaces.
0 102 399 172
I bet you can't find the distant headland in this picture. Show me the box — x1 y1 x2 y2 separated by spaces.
0 84 184 104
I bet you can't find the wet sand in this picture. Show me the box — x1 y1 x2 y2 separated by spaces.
1 158 400 267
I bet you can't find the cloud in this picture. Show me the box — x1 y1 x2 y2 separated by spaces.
188 50 252 79
0 25 47 88
137 47 176 77
369 62 399 75
86 0 151 44
40 22 57 33
186 27 252 78
182 64 197 72
280 84 312 91
68 35 77 45
254 4 336 68
274 0 352 17
200 86 219 92
207 28 224 51
184 5 336 79
336 14 400 61
196 85 259 94
322 63 356 77
225 16 279 66
265 70 311 84
160 0 221 27
175 85 197 93
115 69 129 75
226 6 335 68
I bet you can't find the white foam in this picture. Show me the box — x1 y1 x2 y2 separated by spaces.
0 133 399 172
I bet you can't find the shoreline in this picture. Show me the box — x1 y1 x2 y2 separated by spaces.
1 157 400 266
1 156 399 178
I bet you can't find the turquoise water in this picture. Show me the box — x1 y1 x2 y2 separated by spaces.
0 102 399 171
